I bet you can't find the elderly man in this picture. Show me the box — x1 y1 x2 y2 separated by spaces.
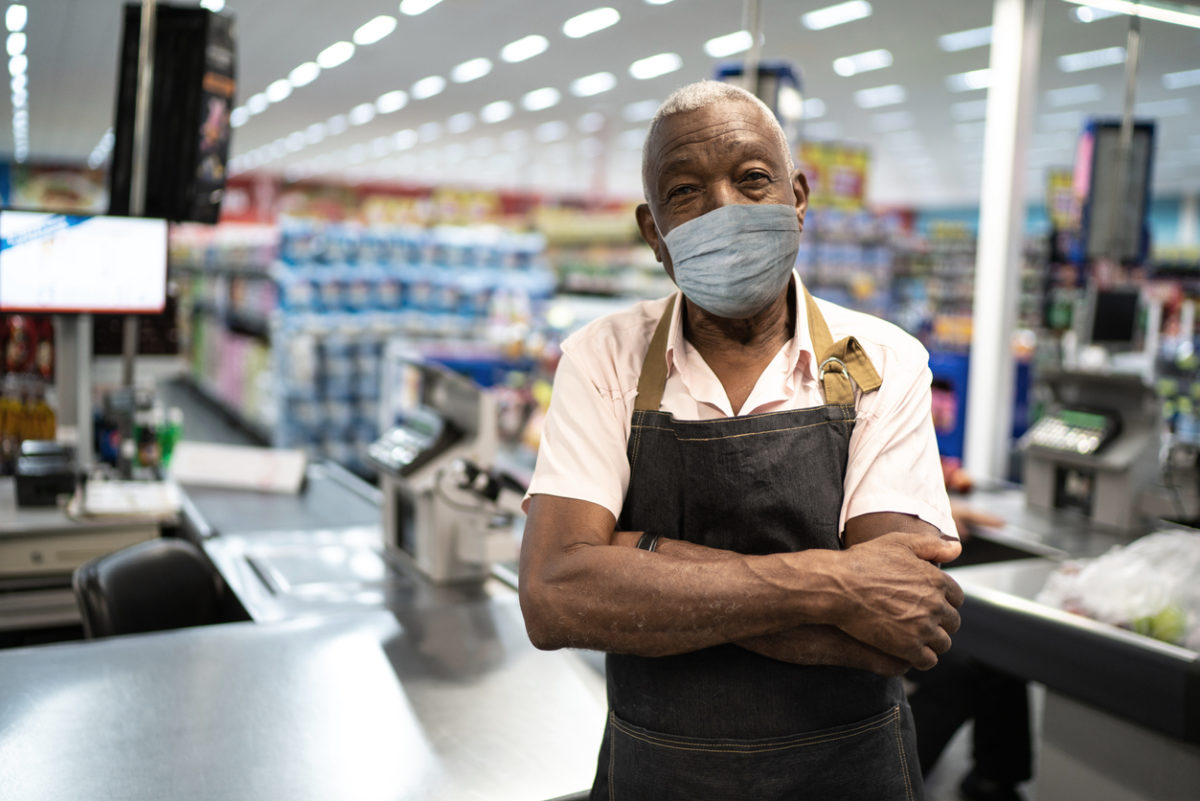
519 80 963 801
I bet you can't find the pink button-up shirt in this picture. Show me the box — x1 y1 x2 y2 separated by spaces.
527 273 957 539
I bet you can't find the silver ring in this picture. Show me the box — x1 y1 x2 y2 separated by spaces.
819 356 847 380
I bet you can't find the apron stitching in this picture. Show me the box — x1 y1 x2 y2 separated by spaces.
637 420 855 442
892 704 915 801
608 710 616 801
629 411 645 471
662 404 857 423
610 707 898 754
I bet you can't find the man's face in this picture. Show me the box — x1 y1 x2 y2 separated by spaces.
635 98 808 278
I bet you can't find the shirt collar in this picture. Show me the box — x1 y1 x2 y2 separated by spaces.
664 270 817 385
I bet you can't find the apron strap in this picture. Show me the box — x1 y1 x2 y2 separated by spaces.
634 295 677 412
803 286 881 405
632 287 881 412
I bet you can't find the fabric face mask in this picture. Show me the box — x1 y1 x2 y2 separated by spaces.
661 203 801 319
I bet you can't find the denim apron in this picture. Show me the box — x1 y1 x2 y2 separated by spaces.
591 289 924 801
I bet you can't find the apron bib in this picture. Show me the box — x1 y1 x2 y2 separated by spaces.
591 289 924 801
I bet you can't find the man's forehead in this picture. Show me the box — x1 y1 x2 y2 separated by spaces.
648 103 783 170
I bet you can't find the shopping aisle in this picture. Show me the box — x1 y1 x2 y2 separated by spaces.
156 376 262 448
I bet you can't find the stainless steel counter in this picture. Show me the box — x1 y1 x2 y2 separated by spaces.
0 607 605 801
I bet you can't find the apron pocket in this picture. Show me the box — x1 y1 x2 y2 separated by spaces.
605 704 919 801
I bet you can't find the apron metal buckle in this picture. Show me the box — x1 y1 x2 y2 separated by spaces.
819 356 847 381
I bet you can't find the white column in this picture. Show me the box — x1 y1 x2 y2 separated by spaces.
964 0 1044 482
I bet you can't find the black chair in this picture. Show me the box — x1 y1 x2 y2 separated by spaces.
72 538 242 638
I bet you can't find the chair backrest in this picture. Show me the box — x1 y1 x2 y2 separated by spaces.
72 538 227 638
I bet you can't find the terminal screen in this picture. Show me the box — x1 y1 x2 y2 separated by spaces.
0 211 169 313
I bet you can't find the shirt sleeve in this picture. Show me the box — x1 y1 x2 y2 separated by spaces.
523 348 631 521
841 359 958 539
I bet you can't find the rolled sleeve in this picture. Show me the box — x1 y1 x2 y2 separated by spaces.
841 362 958 539
524 349 631 520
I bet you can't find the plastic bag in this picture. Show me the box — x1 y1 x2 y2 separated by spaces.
1036 530 1200 650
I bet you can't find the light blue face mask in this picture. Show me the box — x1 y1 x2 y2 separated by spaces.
660 203 800 320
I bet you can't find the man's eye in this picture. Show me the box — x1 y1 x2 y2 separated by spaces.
743 170 770 183
667 185 695 200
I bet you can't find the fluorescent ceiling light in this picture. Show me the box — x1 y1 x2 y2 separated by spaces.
1074 5 1123 21
480 101 514 124
804 98 827 119
418 121 441 142
623 99 659 122
451 57 492 83
289 62 320 88
854 84 906 108
645 0 677 4
628 51 686 80
563 7 620 39
246 92 269 114
1057 46 1125 72
304 123 326 144
832 48 893 77
325 113 349 135
776 86 803 119
7 32 25 56
950 98 989 120
523 87 561 111
317 41 355 69
448 111 476 132
1134 97 1191 116
500 34 548 63
285 132 306 152
1061 0 1200 29
535 120 568 142
266 79 292 103
1045 84 1102 105
6 5 27 32
348 103 376 125
1163 68 1200 89
230 107 249 128
802 1 872 30
10 73 25 92
9 54 26 74
200 0 225 12
946 68 991 91
376 89 408 113
411 75 446 99
570 71 616 97
938 25 992 52
394 129 418 150
704 30 752 58
870 110 913 131
629 52 682 80
578 111 605 133
1039 110 1083 129
354 15 397 45
400 0 444 16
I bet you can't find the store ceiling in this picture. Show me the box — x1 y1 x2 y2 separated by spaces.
10 0 1200 206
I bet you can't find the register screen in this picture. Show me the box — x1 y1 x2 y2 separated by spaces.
0 211 168 313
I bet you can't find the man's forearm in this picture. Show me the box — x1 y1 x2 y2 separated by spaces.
521 538 841 657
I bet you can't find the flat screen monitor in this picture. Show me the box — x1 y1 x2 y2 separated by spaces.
0 211 168 313
1085 287 1141 347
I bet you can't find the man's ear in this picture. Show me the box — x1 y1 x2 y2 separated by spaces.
635 203 663 263
792 170 810 234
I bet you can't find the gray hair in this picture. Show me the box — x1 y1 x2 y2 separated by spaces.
641 80 795 201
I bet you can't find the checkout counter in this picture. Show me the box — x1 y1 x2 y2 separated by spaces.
1 363 1198 801
0 365 607 801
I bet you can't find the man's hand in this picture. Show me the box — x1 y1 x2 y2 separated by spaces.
739 625 911 676
820 531 964 670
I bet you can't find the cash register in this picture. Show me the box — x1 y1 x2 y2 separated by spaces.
1022 289 1161 533
367 348 523 583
